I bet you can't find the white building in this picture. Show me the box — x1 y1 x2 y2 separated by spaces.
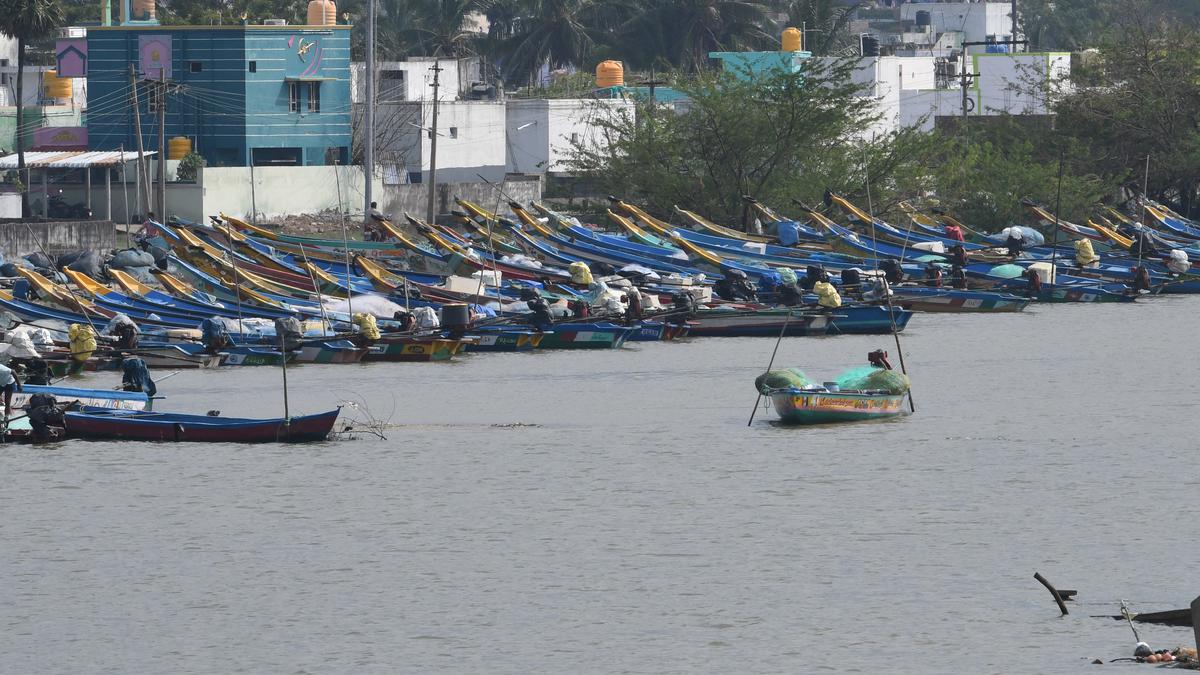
899 2 1015 49
351 58 487 104
505 98 633 174
380 100 507 184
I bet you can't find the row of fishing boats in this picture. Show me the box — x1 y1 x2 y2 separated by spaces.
3 189 1196 436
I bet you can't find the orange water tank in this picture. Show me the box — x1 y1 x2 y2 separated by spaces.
596 60 624 88
43 70 72 101
782 27 802 52
307 0 336 26
168 136 192 159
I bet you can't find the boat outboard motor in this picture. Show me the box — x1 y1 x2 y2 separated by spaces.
121 357 157 396
880 259 903 285
950 265 968 289
840 268 862 291
778 283 802 307
670 291 698 325
526 297 553 329
867 349 893 370
274 317 304 352
518 286 541 302
1130 231 1157 258
24 358 51 386
200 317 231 354
800 265 825 291
950 244 968 268
26 393 65 443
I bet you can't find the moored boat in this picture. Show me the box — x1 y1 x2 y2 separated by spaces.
63 406 341 443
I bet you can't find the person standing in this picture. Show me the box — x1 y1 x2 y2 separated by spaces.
0 361 23 429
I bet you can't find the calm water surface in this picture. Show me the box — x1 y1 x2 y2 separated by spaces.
2 298 1198 673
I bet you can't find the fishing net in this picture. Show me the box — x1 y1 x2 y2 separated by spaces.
835 366 910 394
755 368 809 394
988 264 1025 279
322 294 407 318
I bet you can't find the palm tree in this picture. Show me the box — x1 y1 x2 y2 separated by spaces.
375 0 483 59
620 0 773 73
784 0 861 55
492 0 609 84
0 0 64 216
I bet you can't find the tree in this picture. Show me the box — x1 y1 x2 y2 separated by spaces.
1050 3 1200 216
0 0 64 217
491 0 607 84
569 59 939 224
783 0 862 56
618 0 773 73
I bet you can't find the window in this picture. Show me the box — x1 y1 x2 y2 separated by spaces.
570 132 580 144
289 82 299 112
189 61 202 73
380 70 406 102
307 82 320 112
252 147 302 166
248 61 257 73
448 127 458 139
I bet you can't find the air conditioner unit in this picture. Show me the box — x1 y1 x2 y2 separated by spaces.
262 18 287 25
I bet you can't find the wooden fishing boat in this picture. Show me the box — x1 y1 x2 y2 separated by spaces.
462 330 544 352
361 337 466 362
528 323 637 349
8 384 150 411
769 387 909 425
63 406 341 443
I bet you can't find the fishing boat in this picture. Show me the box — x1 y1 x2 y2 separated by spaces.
361 336 466 362
755 352 912 425
63 406 341 443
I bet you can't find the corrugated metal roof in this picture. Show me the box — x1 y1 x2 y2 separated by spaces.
0 150 156 169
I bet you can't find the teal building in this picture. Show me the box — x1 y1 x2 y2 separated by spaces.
86 24 351 167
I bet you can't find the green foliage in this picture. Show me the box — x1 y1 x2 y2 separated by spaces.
568 60 941 223
176 151 204 182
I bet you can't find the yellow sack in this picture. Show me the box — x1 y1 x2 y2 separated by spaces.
1074 239 1099 266
352 312 381 340
568 261 593 285
814 280 841 309
68 323 97 362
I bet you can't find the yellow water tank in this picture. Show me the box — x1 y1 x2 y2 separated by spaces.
131 0 155 21
595 60 624 88
782 27 803 52
43 70 72 101
307 0 336 26
168 136 192 159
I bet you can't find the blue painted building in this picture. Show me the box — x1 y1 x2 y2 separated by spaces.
86 24 351 167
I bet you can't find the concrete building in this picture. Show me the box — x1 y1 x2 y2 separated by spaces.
378 100 507 184
86 23 352 167
856 1 1017 56
505 98 633 175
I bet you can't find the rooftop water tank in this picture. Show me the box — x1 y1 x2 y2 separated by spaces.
168 136 192 160
915 10 931 27
595 60 624 88
307 0 336 26
782 27 802 52
42 70 72 101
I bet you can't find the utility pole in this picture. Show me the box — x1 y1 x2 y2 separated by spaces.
128 65 151 216
1011 0 1019 52
156 70 167 220
425 62 442 224
363 0 375 216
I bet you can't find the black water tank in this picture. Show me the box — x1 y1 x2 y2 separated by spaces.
915 10 931 26
861 34 880 56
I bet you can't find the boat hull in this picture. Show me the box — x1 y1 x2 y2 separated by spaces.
769 389 908 425
64 408 341 443
362 338 464 362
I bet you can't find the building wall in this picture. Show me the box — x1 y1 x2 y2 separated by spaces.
0 219 116 258
86 25 351 168
351 59 464 103
899 2 1014 47
506 98 632 173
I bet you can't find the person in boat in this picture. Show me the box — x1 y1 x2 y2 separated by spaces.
1130 229 1157 258
0 361 22 426
1005 228 1025 259
714 268 757 302
868 349 892 370
949 244 968 269
1132 265 1153 292
392 310 416 332
943 224 965 242
923 262 943 288
1023 268 1042 298
624 289 645 323
120 357 157 397
364 201 387 241
108 316 140 353
950 264 969 289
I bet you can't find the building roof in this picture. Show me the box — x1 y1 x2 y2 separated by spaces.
0 150 154 169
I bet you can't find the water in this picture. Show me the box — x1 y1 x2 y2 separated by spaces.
2 299 1198 673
